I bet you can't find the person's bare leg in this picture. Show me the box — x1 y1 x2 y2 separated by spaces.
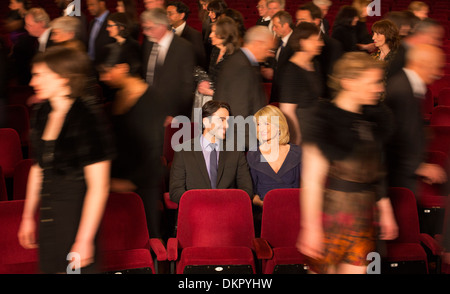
336 263 367 274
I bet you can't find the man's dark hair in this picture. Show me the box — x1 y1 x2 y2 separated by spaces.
202 100 231 121
298 2 322 20
167 1 190 21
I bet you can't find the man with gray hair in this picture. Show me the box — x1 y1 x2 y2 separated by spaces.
215 25 274 118
24 8 53 52
313 0 332 34
141 8 196 121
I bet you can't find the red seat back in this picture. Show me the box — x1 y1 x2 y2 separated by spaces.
176 189 255 249
0 128 23 178
260 188 301 248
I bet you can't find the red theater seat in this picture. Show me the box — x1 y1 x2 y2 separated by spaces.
167 189 256 274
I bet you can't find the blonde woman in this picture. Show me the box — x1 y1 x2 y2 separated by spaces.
297 52 398 274
247 105 301 234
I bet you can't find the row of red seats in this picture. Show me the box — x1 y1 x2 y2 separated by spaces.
0 188 446 274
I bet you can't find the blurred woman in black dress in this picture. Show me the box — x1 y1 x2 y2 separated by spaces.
18 46 115 274
278 22 324 145
98 42 166 239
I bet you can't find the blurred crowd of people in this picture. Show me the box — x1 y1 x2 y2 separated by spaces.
1 0 449 274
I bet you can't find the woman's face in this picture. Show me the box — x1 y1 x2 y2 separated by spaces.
29 63 71 100
106 20 121 39
209 24 224 47
347 68 384 105
300 33 324 56
9 0 22 11
372 32 386 48
257 117 279 144
99 64 125 88
116 1 125 13
208 10 217 22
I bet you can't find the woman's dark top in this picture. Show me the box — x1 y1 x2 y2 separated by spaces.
30 97 115 273
278 60 323 109
208 46 231 87
302 99 394 200
247 144 302 200
331 24 359 52
110 86 165 188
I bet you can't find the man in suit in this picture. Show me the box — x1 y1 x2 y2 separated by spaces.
267 10 294 103
54 0 89 45
86 0 115 63
297 1 343 99
313 0 331 35
141 8 196 122
166 1 207 69
215 25 273 118
169 100 253 203
24 8 54 52
385 44 447 198
256 0 271 26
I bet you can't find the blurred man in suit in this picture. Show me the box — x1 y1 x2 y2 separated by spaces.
267 10 294 103
86 0 115 63
54 0 88 45
385 44 447 198
215 26 274 118
169 100 253 203
141 8 196 122
24 8 53 52
256 0 271 26
166 1 207 69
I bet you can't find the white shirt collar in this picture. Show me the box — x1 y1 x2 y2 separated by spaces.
38 28 52 52
403 68 427 98
156 30 174 63
172 21 186 36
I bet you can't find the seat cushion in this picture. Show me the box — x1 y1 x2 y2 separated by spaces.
99 249 155 273
385 243 428 262
263 247 307 274
177 247 255 274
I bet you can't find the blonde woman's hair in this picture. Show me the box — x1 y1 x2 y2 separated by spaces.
328 52 384 96
254 105 290 145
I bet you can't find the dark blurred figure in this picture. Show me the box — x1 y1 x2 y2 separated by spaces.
141 8 196 121
384 11 419 39
386 17 444 81
4 0 36 85
312 0 331 35
256 0 271 26
86 0 115 64
54 0 89 45
223 8 246 42
266 10 294 104
408 1 429 20
385 44 447 198
214 25 273 118
0 38 7 128
296 2 343 100
297 52 398 274
196 16 240 105
167 1 207 69
17 46 115 274
278 22 324 146
106 12 140 50
352 0 376 53
116 0 140 40
98 42 166 239
203 0 228 68
331 5 360 52
50 16 86 51
24 8 54 53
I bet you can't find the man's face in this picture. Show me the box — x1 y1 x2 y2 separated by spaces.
167 5 184 27
203 107 230 141
142 20 167 42
144 0 165 10
267 2 281 18
272 17 288 38
87 0 103 17
296 9 313 25
24 14 43 37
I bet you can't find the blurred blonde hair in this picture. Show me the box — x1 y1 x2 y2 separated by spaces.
329 52 384 95
254 105 290 145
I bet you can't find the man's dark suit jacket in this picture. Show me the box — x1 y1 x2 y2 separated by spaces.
142 34 196 118
269 35 294 103
385 69 427 195
169 137 253 203
317 33 343 99
180 24 207 69
87 12 115 64
214 49 267 118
